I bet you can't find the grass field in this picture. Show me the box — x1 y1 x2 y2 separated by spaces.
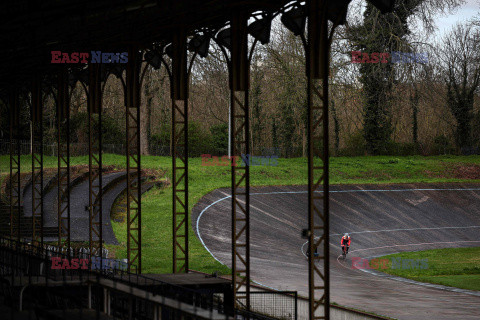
376 247 480 291
1 154 480 274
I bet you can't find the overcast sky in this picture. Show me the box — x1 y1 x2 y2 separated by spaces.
434 0 479 35
349 0 479 40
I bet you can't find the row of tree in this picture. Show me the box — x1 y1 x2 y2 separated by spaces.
1 1 479 157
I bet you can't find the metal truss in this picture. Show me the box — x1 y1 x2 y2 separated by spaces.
57 69 70 251
231 90 250 311
172 99 188 273
229 13 251 311
31 76 44 246
171 32 189 274
126 48 142 273
88 64 103 264
306 1 330 319
9 89 20 243
307 76 329 320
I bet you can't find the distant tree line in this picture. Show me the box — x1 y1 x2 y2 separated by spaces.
1 0 479 157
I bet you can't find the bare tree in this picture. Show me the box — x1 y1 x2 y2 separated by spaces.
436 23 480 150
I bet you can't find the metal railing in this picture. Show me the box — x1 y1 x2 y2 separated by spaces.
0 235 231 317
237 291 298 320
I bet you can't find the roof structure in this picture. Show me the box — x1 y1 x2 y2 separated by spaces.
0 0 292 87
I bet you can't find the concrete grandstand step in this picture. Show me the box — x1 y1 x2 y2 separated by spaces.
3 168 159 244
22 170 59 218
1 172 32 205
42 171 127 243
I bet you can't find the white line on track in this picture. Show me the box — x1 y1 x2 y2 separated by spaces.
195 187 480 293
336 243 480 297
195 195 232 265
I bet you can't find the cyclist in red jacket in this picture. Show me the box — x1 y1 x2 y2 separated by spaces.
341 233 351 255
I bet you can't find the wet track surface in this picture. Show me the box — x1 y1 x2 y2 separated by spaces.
192 184 480 320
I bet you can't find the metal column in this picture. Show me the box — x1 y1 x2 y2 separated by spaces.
57 69 70 251
172 31 189 274
230 13 251 311
31 76 44 246
88 63 103 263
306 1 330 319
126 48 142 273
9 88 21 243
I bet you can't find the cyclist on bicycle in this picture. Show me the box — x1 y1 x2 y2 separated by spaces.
306 242 320 257
341 233 351 255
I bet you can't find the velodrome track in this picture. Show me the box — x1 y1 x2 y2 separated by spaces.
192 184 480 320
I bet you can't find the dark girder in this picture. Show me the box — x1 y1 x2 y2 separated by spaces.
125 48 142 273
171 31 190 274
57 68 71 252
31 75 44 247
9 88 21 244
230 12 252 312
88 63 104 265
306 1 334 319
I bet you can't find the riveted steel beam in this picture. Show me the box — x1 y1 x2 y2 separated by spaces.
172 30 189 274
57 68 70 252
306 1 330 319
88 63 103 266
126 48 142 273
31 75 44 247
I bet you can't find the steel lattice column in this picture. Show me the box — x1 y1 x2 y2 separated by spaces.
172 31 189 274
88 63 103 264
31 76 44 246
230 13 251 311
126 48 142 273
9 88 20 243
306 1 330 319
57 69 70 251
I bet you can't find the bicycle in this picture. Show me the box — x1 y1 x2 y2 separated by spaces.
341 245 349 260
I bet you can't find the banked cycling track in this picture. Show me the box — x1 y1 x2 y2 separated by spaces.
192 184 480 320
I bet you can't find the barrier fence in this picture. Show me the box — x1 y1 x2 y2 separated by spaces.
1 236 301 319
0 140 282 158
238 291 298 320
190 270 393 320
0 140 172 157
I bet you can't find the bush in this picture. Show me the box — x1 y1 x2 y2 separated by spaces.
70 112 125 145
433 135 455 155
209 123 228 155
102 115 126 145
384 141 417 156
150 121 217 157
189 121 215 156
339 130 366 156
150 126 170 146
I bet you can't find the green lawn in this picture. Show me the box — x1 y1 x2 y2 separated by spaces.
1 154 480 275
376 247 480 291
